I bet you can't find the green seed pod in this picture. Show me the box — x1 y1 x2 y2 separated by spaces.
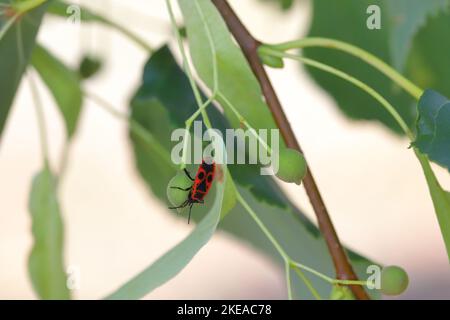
275 148 307 185
381 265 409 296
166 171 192 208
258 49 284 69
78 55 102 79
329 285 355 300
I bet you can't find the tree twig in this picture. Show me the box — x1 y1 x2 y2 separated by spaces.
212 0 369 300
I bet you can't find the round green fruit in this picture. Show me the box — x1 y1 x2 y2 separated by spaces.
329 285 355 300
381 265 409 296
166 172 192 208
275 148 307 185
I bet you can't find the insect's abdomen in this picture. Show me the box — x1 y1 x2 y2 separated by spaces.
191 161 215 202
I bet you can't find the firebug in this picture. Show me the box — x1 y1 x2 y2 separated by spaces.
168 158 216 223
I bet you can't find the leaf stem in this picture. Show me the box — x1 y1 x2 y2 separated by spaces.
290 264 322 300
260 47 415 140
285 262 293 300
180 94 217 169
290 261 369 287
94 13 153 53
28 72 50 169
0 14 18 41
217 92 272 155
235 192 290 261
264 37 423 100
51 1 153 53
169 0 272 167
84 90 175 169
57 142 69 181
166 0 213 129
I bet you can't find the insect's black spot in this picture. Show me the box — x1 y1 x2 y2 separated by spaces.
207 173 213 183
196 179 207 192
197 171 205 180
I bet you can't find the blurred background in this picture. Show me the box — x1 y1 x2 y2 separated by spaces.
0 0 449 299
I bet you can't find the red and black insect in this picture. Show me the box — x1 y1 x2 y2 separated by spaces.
169 159 216 224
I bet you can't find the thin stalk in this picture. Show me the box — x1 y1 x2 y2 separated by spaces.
261 48 414 140
290 261 368 287
264 37 423 100
285 262 293 300
84 90 175 169
57 141 71 184
180 94 216 169
0 14 18 41
235 192 290 261
291 264 322 300
237 189 371 298
218 92 272 155
28 72 50 168
95 15 153 53
166 0 213 129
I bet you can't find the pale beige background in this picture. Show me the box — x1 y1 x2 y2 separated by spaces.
0 0 449 299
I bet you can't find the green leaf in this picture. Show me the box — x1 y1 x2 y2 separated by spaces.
304 0 415 134
28 167 70 299
0 0 49 140
177 0 279 135
129 46 379 299
32 45 83 138
405 8 450 100
386 0 448 71
106 165 231 299
416 152 450 262
413 89 450 171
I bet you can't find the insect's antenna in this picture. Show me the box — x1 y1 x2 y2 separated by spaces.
188 204 193 224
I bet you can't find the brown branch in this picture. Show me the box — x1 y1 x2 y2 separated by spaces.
212 0 369 300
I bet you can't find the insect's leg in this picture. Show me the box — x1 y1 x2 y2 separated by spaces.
168 200 189 210
188 203 194 224
183 168 195 181
170 186 192 191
